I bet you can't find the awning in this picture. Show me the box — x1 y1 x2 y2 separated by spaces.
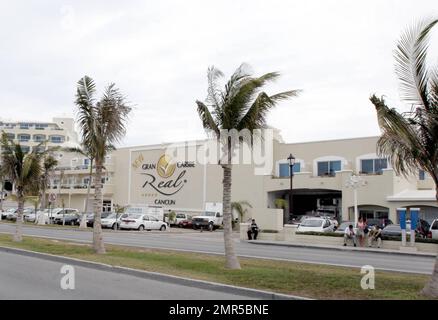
387 189 437 202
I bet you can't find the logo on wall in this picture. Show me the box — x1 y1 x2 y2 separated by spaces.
157 154 176 178
136 154 195 204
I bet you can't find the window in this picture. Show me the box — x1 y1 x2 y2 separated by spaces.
33 134 46 142
19 123 30 129
35 124 48 130
278 162 301 177
317 161 341 177
84 158 90 166
50 136 64 143
21 146 30 153
360 158 388 174
18 134 30 142
419 170 426 181
432 221 438 230
6 133 14 141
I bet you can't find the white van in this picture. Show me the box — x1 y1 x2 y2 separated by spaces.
430 219 438 239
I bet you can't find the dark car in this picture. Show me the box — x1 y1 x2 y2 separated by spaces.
85 212 112 227
54 213 81 226
365 218 393 229
382 219 430 238
178 218 193 228
381 224 403 237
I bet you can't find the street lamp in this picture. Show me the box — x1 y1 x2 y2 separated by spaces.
345 174 366 226
287 154 296 224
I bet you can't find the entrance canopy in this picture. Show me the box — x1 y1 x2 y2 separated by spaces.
387 189 437 202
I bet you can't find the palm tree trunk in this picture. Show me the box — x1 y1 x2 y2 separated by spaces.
222 163 241 269
422 185 438 297
93 160 105 254
14 187 24 242
0 179 4 218
80 159 93 229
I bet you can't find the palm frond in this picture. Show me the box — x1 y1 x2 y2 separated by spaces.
196 100 220 135
394 18 438 108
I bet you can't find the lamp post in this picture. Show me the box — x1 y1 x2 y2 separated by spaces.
345 174 365 226
287 154 296 225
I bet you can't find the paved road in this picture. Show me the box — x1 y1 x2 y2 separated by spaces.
0 250 255 299
0 223 435 274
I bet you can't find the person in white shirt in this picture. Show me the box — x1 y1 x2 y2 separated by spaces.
344 224 357 247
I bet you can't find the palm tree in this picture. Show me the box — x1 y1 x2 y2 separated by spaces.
0 133 43 241
370 18 438 297
39 154 58 213
75 76 131 254
196 64 299 269
63 143 95 228
0 164 5 217
231 201 252 222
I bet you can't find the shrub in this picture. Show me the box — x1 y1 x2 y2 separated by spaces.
295 231 438 244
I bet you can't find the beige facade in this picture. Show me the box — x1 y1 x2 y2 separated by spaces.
42 134 438 230
3 117 436 229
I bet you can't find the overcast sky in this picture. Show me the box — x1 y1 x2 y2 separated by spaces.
0 0 437 147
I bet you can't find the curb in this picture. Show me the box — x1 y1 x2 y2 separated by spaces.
0 245 311 300
0 222 207 235
246 240 437 258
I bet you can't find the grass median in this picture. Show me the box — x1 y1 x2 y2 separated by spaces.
0 234 434 300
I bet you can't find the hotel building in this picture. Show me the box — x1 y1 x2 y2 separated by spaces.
2 118 438 230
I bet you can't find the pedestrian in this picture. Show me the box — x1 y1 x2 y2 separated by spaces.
368 225 382 248
344 224 357 247
357 217 367 247
247 219 259 240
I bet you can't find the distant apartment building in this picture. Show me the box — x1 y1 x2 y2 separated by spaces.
0 117 79 199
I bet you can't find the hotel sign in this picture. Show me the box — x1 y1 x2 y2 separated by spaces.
131 152 196 206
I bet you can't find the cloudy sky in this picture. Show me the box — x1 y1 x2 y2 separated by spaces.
0 0 437 147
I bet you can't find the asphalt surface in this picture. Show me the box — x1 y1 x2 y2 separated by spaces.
0 223 436 274
0 250 256 299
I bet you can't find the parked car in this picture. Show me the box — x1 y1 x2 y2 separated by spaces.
84 212 111 227
335 221 355 234
296 218 335 233
25 209 49 223
101 213 128 230
366 218 393 229
178 217 193 228
290 215 310 226
22 208 37 221
6 207 33 221
54 213 81 226
174 213 192 226
4 208 17 220
43 208 79 221
429 219 438 239
120 214 167 231
192 211 223 231
382 220 430 238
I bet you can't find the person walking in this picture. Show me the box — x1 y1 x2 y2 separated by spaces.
356 217 367 247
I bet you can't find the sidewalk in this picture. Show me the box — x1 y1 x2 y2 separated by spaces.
246 239 437 257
